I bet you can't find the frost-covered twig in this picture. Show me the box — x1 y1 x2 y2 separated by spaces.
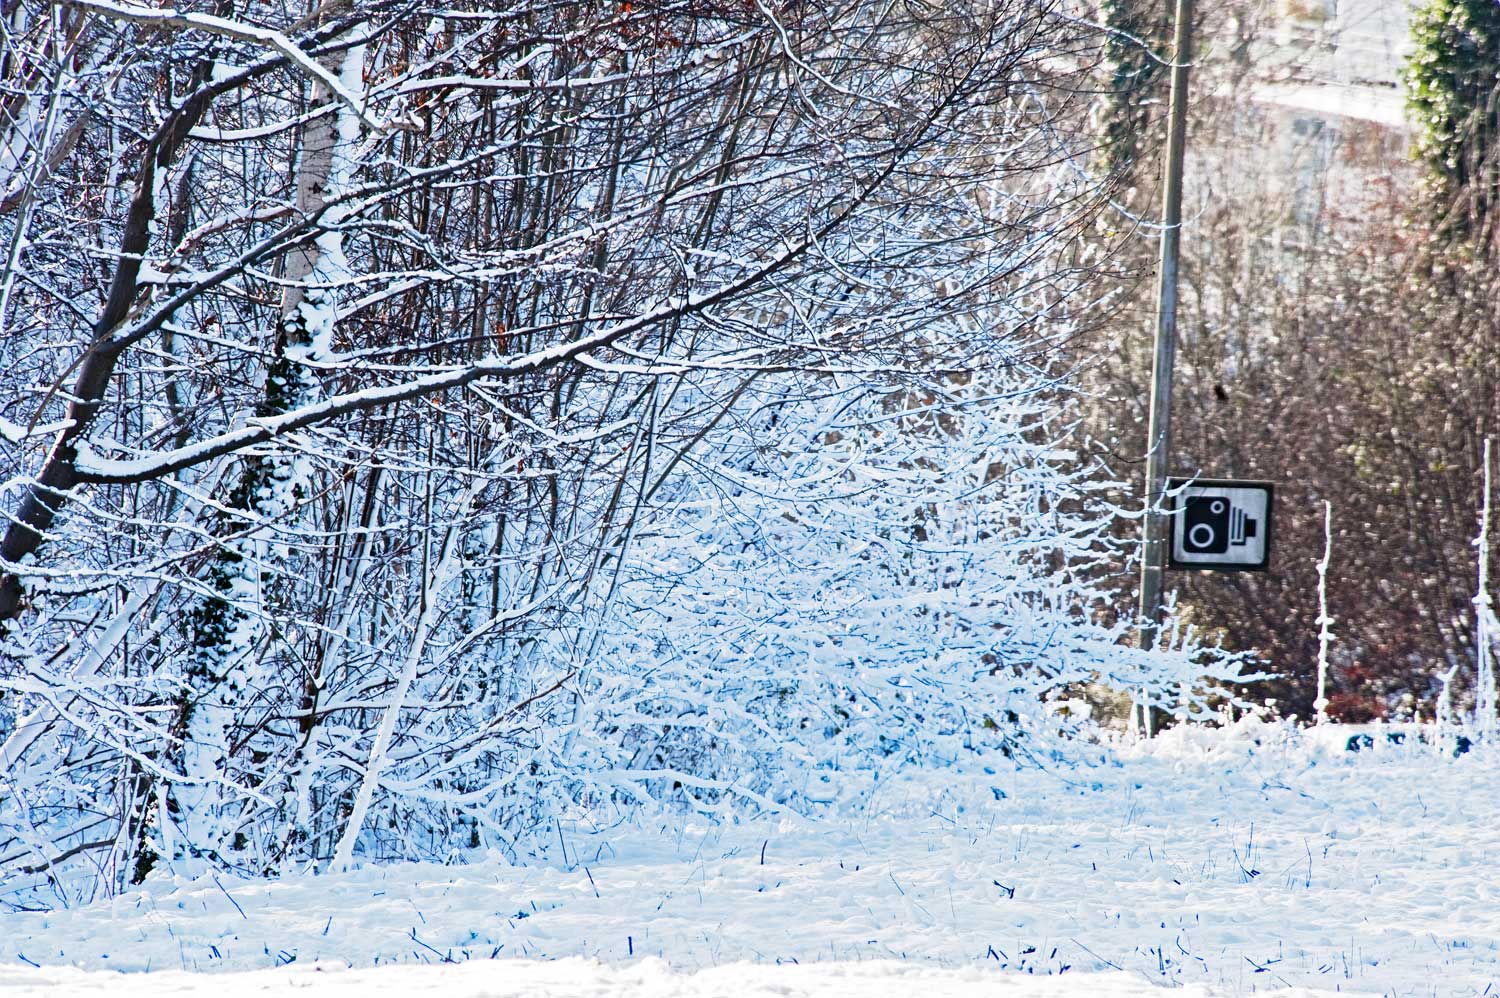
1474 438 1496 739
329 483 475 871
1314 501 1333 725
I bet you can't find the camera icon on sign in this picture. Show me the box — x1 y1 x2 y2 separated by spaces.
1181 495 1257 556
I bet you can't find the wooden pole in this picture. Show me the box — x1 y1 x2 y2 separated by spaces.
1137 0 1194 651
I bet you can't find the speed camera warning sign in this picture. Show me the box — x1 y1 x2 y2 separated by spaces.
1167 478 1274 572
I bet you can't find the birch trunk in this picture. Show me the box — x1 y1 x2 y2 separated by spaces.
165 39 365 875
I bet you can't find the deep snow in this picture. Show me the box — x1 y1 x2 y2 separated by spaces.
2 720 1497 996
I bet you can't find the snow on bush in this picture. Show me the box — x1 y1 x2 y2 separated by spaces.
503 334 1263 828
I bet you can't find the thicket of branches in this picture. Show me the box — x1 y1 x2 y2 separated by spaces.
0 0 1259 902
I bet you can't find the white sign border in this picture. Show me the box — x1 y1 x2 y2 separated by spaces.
1165 477 1275 573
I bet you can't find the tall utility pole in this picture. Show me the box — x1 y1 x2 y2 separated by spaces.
1137 0 1194 651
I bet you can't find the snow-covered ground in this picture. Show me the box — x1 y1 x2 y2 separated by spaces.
2 721 1496 996
0 959 1361 997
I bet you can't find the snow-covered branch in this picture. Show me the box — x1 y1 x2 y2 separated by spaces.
60 0 383 130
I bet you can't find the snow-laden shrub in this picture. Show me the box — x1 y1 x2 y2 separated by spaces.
551 343 1261 818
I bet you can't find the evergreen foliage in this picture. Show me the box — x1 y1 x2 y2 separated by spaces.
1098 0 1170 179
1405 0 1500 239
